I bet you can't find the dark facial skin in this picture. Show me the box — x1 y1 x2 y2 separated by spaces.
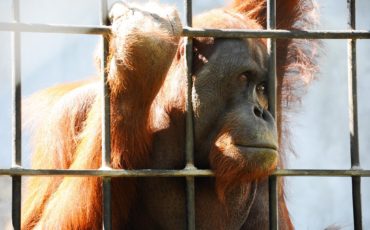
192 38 278 174
135 38 279 230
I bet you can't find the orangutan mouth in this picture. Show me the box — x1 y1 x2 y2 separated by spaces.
235 144 278 152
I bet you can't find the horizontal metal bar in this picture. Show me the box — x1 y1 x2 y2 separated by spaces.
0 168 215 177
1 22 370 39
0 22 110 34
273 169 370 177
183 28 370 39
1 168 370 177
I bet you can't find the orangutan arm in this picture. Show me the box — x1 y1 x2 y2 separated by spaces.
23 3 182 229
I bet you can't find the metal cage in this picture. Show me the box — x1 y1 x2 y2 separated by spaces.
0 0 370 229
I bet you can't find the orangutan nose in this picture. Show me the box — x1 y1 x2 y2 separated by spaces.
253 105 264 119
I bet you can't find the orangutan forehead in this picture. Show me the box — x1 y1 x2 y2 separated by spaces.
193 38 268 75
194 9 263 30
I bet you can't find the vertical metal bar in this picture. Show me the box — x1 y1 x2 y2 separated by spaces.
267 0 278 230
267 1 277 117
11 0 21 168
11 0 22 229
347 1 362 229
102 178 112 230
100 0 110 170
184 0 196 230
12 177 21 230
186 175 195 230
184 0 194 168
100 0 112 229
269 176 278 230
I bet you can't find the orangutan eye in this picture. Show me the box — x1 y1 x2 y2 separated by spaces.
256 82 266 94
239 71 257 84
239 74 247 82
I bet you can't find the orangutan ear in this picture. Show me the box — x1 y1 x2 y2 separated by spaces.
108 1 130 24
229 0 305 29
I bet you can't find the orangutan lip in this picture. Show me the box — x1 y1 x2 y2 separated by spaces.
235 144 278 151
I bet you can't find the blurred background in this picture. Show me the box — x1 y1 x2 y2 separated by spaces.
0 0 369 229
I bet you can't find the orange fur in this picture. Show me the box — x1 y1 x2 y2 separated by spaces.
22 1 317 229
22 3 180 228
